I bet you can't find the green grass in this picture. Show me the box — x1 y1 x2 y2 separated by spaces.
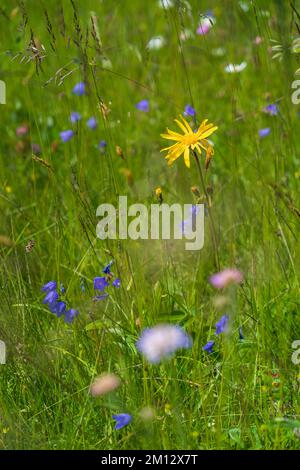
0 0 300 450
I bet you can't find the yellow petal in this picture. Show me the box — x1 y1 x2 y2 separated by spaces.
161 133 182 141
179 115 193 134
174 119 189 134
183 147 190 168
195 144 202 154
199 126 218 140
160 142 181 152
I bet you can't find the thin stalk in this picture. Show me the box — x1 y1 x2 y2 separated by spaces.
192 149 220 270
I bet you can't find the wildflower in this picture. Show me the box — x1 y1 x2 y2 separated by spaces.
70 111 82 123
147 36 165 50
136 324 192 363
112 413 132 430
184 105 196 117
31 143 41 154
99 140 107 149
259 127 271 138
72 82 85 96
49 301 67 317
224 62 247 73
209 268 243 289
139 407 156 421
94 276 109 291
64 308 79 324
102 261 113 275
135 100 149 112
43 290 59 305
112 278 121 288
90 373 121 396
60 283 66 294
262 103 278 116
41 281 57 293
197 11 215 35
203 340 214 354
160 115 217 168
215 314 229 335
238 327 244 340
60 130 74 142
86 117 97 130
16 125 29 137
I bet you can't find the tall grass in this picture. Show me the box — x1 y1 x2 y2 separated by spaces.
0 0 299 450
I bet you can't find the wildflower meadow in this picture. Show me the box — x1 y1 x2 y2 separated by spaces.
0 0 300 453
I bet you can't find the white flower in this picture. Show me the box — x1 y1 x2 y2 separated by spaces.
158 0 173 9
224 61 247 73
136 324 192 363
147 35 165 50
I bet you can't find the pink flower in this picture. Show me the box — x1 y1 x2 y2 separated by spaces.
16 125 29 137
209 269 244 289
197 22 211 35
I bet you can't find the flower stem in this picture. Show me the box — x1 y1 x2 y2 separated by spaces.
192 150 220 270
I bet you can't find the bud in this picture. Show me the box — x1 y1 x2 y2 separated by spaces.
116 145 125 160
191 186 200 197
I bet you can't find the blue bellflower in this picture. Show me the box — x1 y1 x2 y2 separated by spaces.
184 104 196 117
86 117 97 129
135 100 149 112
60 130 74 142
203 340 214 354
215 314 229 335
112 413 132 430
72 82 86 96
41 281 57 293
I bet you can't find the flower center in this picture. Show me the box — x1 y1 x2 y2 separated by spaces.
182 133 199 146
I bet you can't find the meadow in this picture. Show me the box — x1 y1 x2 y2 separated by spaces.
0 0 300 450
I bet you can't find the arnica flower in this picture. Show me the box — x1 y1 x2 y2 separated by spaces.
60 130 74 143
72 82 85 96
86 117 97 130
41 281 57 293
209 268 244 289
203 340 214 354
262 103 278 116
90 373 120 397
259 127 271 138
70 111 82 123
94 276 109 291
184 104 196 117
215 314 229 335
136 324 192 363
65 308 79 324
112 413 132 430
160 115 217 168
135 99 149 112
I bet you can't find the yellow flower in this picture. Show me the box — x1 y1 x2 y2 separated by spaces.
160 115 218 168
